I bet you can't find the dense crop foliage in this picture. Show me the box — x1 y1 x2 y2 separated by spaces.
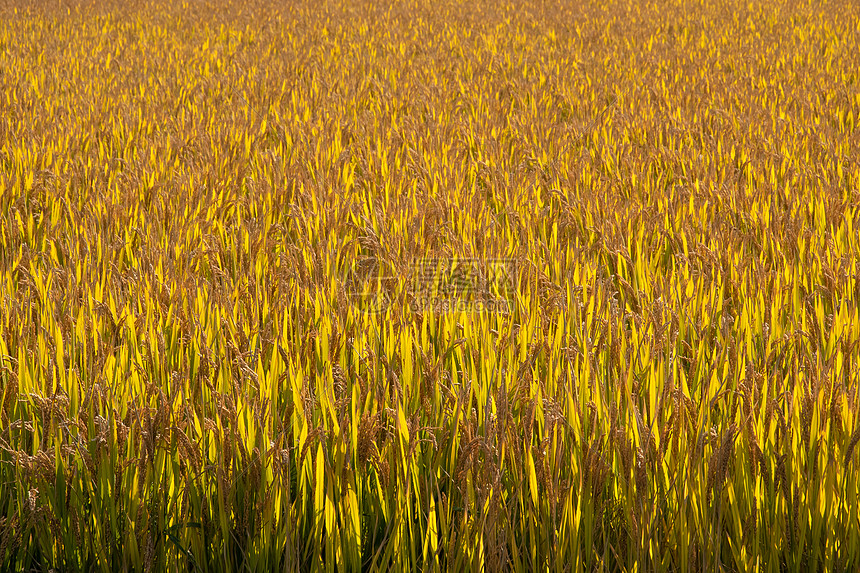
1 0 860 570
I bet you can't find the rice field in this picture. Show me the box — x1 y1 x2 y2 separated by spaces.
1 0 859 570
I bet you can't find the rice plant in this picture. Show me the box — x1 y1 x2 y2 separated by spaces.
0 0 859 570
